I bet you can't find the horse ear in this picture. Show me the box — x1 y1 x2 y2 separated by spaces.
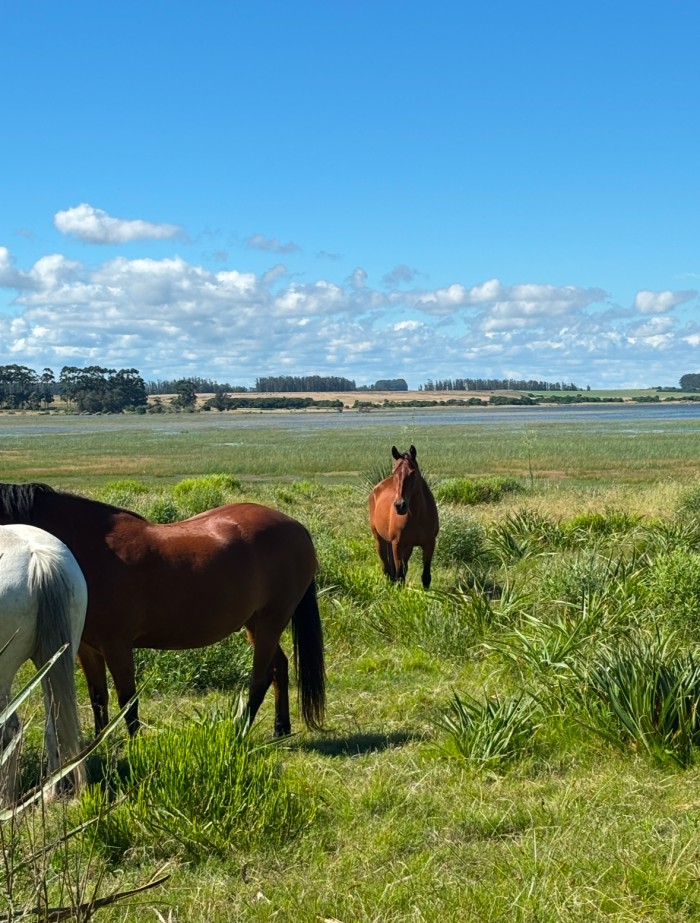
410 445 417 458
391 446 400 459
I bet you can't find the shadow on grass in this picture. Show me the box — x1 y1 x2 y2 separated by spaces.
297 729 420 757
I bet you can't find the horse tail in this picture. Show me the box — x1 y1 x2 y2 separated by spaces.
31 546 87 793
291 579 326 730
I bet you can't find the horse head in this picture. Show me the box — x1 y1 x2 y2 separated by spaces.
390 445 419 515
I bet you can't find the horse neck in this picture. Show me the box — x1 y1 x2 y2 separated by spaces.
30 492 122 547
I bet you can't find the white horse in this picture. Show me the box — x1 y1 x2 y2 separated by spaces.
0 524 87 804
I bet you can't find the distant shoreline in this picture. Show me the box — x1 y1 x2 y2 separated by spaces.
2 388 699 416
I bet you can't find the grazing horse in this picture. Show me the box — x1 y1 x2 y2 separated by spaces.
369 445 439 588
0 524 87 804
0 483 325 740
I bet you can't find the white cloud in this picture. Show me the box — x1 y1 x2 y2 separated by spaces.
0 247 32 289
54 204 181 244
633 289 697 314
1 240 699 389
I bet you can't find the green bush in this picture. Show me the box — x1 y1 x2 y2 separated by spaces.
366 585 484 656
641 548 700 636
487 508 562 561
434 476 524 505
144 495 180 523
171 473 241 516
96 479 150 509
560 509 642 545
676 482 700 517
435 511 486 565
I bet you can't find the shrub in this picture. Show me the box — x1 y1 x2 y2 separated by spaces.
640 548 700 636
367 587 475 656
560 509 642 546
144 495 180 523
488 509 562 561
676 482 700 517
171 473 241 516
434 476 524 506
435 511 486 565
96 479 150 509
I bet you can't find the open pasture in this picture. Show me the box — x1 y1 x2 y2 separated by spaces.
3 407 700 921
2 402 700 487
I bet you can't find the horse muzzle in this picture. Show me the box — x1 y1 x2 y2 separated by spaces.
394 500 409 515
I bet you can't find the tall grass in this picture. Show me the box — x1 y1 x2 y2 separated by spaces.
85 705 318 860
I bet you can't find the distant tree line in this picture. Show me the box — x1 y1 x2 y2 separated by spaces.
145 377 248 395
357 379 409 391
255 375 357 392
0 365 56 410
680 374 700 391
203 395 344 411
421 378 584 392
59 367 148 413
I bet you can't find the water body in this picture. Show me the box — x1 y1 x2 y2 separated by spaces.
3 401 700 439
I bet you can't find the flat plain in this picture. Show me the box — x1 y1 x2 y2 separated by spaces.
3 402 700 921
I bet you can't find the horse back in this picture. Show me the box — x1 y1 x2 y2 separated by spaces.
82 503 317 648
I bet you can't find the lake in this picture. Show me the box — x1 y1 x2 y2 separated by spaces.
2 401 700 439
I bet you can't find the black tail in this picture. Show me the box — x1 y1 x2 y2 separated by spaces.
291 580 326 730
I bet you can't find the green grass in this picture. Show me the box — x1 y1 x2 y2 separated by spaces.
3 406 700 489
5 415 700 920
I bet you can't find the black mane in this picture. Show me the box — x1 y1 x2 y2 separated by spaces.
0 482 56 522
0 481 151 522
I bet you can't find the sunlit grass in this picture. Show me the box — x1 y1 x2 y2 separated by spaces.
4 414 700 920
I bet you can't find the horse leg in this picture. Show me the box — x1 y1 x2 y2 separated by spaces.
392 542 414 584
0 689 21 805
78 644 110 736
244 625 291 736
373 531 396 580
103 644 140 737
420 539 436 589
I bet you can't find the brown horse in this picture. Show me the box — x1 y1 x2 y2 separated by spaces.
369 445 439 588
0 483 325 739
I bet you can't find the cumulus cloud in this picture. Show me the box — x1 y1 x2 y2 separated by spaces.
0 239 699 388
633 289 697 314
54 204 182 244
245 233 300 254
0 247 33 289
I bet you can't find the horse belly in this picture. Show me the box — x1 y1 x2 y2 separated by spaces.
129 571 258 650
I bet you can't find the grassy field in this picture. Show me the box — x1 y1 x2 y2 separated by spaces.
3 412 700 921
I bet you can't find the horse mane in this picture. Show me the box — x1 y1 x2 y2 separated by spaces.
0 482 55 522
0 481 148 522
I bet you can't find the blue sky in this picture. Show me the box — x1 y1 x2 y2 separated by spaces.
1 1 698 389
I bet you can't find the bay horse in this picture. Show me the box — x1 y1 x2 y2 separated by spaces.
0 484 325 740
369 445 439 588
0 524 87 804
